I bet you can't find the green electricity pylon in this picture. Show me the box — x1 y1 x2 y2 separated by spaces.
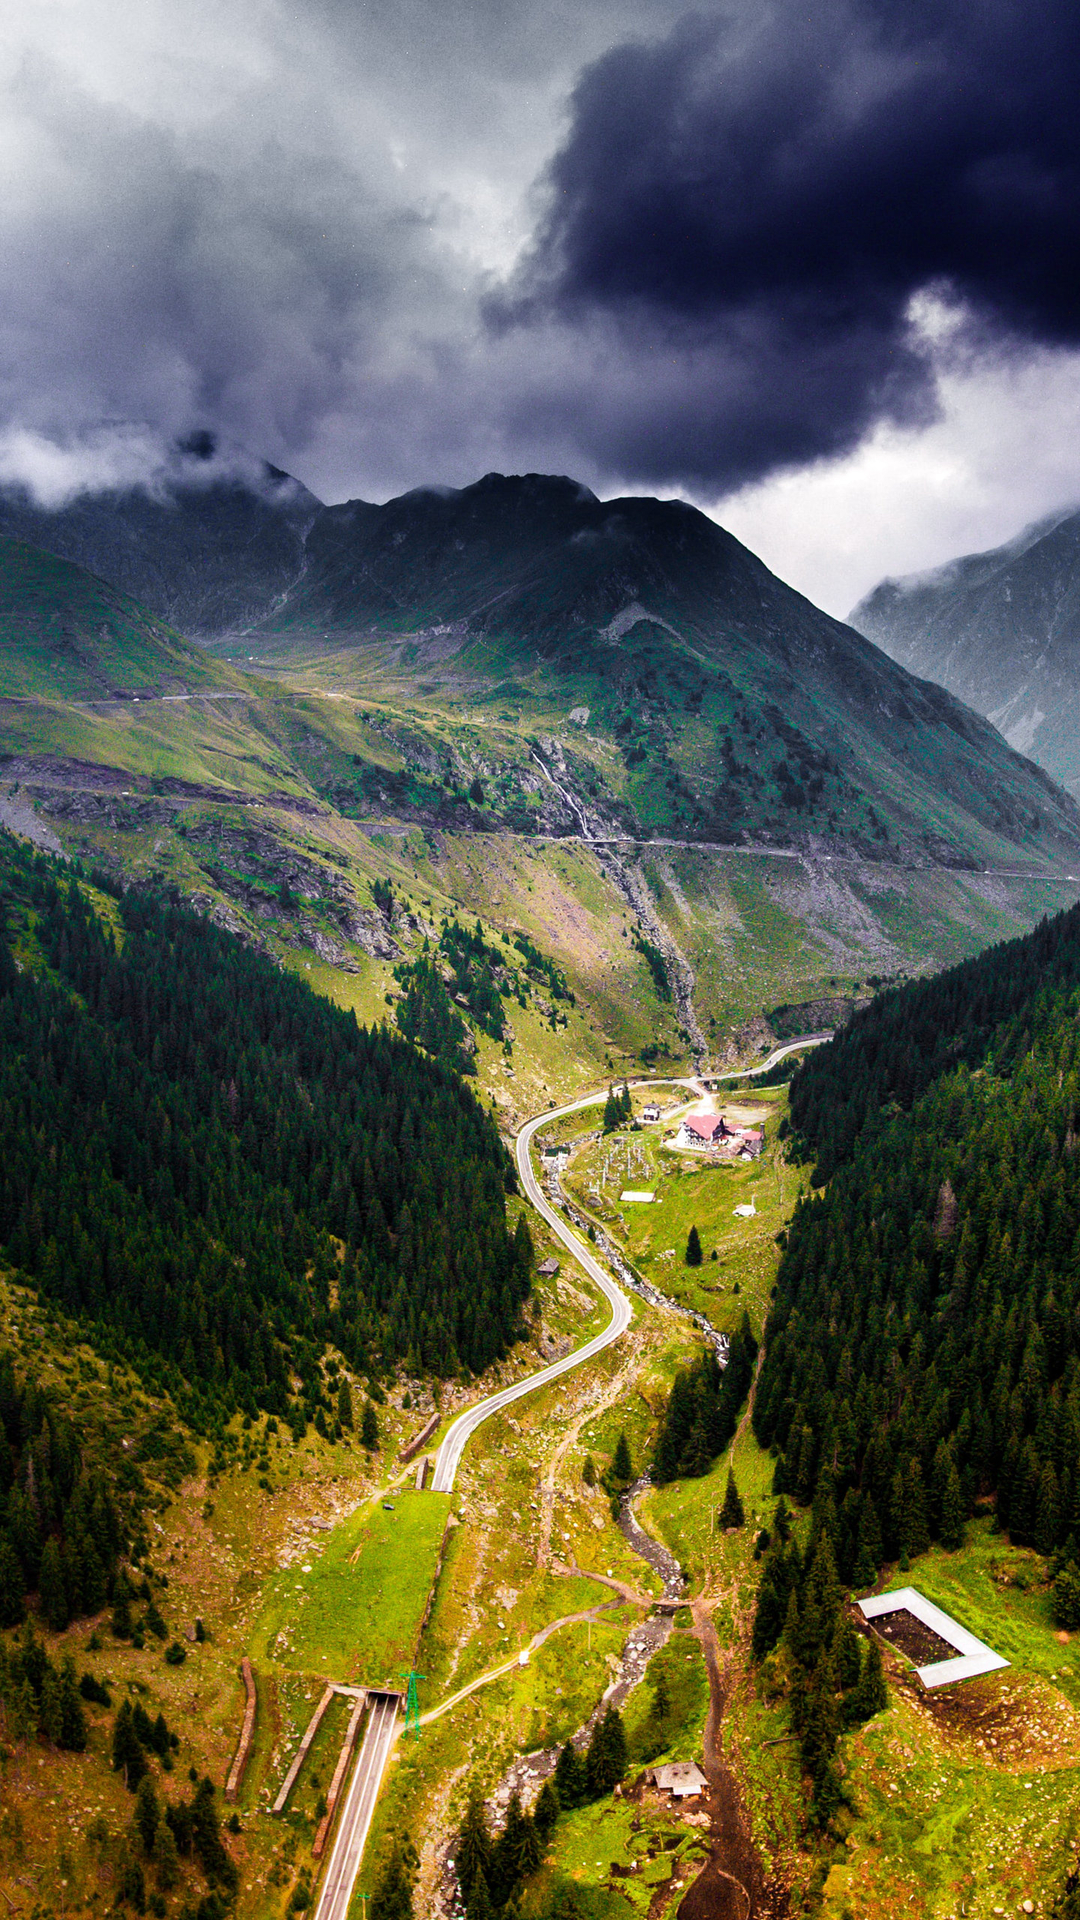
399 1669 424 1740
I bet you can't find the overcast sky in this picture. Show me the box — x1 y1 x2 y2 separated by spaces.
3 0 1080 614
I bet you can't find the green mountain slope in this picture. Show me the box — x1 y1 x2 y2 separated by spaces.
2 474 1080 1095
251 471 1080 871
0 439 319 640
0 837 530 1411
0 537 244 701
757 898 1080 1563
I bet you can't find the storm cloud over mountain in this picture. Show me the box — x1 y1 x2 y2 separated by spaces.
500 0 1080 486
2 0 1080 557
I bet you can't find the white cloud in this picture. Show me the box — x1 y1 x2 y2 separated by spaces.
712 341 1080 618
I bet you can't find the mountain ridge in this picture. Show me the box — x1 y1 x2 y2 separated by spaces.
851 507 1080 795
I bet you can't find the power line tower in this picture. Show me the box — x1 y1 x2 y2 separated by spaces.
399 1670 424 1740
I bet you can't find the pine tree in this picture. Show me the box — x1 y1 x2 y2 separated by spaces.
1052 1563 1080 1630
846 1638 888 1723
554 1741 586 1810
135 1775 160 1854
39 1664 63 1745
585 1707 627 1797
938 1463 965 1551
0 1534 26 1627
719 1467 745 1529
370 1839 417 1920
361 1401 380 1450
602 1088 620 1133
38 1536 68 1631
58 1656 88 1751
612 1432 632 1484
337 1380 354 1430
466 1870 494 1920
582 1455 596 1487
533 1779 559 1844
456 1785 493 1903
493 1794 526 1901
112 1698 147 1789
154 1817 180 1892
685 1226 703 1267
111 1575 133 1639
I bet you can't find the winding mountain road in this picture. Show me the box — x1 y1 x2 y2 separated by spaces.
315 1060 832 1915
431 1055 830 1490
430 1092 637 1490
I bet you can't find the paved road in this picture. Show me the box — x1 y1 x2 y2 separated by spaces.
718 1033 832 1079
430 1090 640 1490
430 1056 835 1492
312 1691 400 1920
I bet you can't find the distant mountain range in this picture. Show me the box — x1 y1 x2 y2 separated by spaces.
3 456 1077 869
5 445 1080 1085
851 509 1080 797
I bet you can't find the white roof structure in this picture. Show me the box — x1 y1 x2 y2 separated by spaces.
647 1761 707 1798
858 1586 1009 1688
620 1189 655 1202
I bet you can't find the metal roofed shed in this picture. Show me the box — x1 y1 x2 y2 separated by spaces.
858 1586 1009 1688
646 1761 708 1799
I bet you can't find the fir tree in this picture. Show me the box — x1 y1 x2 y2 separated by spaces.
466 1870 494 1920
58 1656 88 1751
719 1467 745 1529
154 1818 181 1892
112 1698 147 1789
612 1432 632 1484
361 1401 380 1450
370 1839 417 1920
685 1226 703 1267
553 1741 586 1810
533 1779 559 1844
337 1380 354 1430
0 1533 26 1627
38 1536 68 1631
1052 1564 1080 1630
135 1776 160 1854
938 1463 965 1551
585 1707 627 1797
456 1785 493 1903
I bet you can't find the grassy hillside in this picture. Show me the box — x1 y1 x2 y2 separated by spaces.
1 506 1080 1097
0 537 245 700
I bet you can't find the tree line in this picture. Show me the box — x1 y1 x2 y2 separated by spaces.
0 1346 125 1630
0 837 533 1423
756 895 1080 1597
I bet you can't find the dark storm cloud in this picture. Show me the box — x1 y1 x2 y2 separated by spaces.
494 0 1080 490
5 0 1080 512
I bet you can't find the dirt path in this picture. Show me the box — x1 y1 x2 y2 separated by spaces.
673 1601 764 1920
537 1344 644 1572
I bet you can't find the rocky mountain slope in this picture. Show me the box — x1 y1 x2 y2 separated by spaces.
851 509 1080 795
0 436 319 640
3 461 1080 1097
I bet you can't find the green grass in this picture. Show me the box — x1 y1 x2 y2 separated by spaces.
527 1798 710 1918
561 1097 800 1343
253 1489 451 1683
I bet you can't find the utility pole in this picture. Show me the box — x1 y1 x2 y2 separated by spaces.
399 1670 424 1740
